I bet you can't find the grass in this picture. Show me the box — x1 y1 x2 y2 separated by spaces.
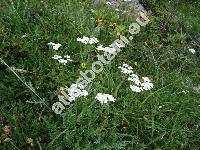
0 0 200 149
168 0 200 37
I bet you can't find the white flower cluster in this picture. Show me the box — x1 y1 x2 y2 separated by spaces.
48 42 61 50
52 55 72 65
95 93 116 104
96 43 124 54
48 42 72 65
77 36 99 44
118 63 153 93
96 45 117 54
67 84 88 100
118 64 133 74
128 75 153 92
189 48 196 54
105 2 112 5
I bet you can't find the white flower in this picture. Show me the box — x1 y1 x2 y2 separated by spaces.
63 55 72 61
109 43 125 48
129 75 153 92
77 37 88 44
104 47 117 54
97 42 125 54
142 77 151 83
118 63 154 93
96 45 104 51
68 86 81 97
106 2 112 5
123 64 133 70
58 59 69 65
118 67 133 74
82 36 90 41
128 74 141 86
68 96 76 102
64 55 70 59
48 42 61 50
52 55 62 60
67 84 88 99
141 82 153 90
189 48 196 54
118 64 133 74
53 54 72 65
123 10 129 13
129 74 139 79
89 37 99 44
95 93 116 104
81 90 88 96
130 85 142 92
96 45 117 54
77 36 99 44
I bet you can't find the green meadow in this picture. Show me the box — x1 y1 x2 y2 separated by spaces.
0 0 199 149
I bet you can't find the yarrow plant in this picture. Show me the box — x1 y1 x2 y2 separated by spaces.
49 43 72 65
52 55 62 60
52 55 72 65
118 63 153 93
118 63 134 74
96 43 124 54
188 48 196 54
129 75 153 92
67 84 89 99
48 42 61 50
77 36 99 44
96 45 117 54
95 93 116 104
